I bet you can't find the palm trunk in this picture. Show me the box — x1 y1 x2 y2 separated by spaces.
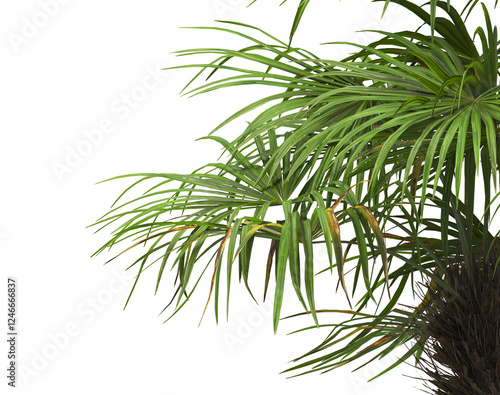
418 250 500 394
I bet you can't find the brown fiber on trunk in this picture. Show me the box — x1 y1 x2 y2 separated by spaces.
417 252 500 394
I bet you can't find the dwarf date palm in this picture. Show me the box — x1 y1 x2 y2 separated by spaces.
92 0 500 391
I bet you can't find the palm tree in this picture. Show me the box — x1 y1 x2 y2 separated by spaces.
92 0 500 391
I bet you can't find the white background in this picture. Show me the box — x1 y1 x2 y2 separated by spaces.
0 1 493 394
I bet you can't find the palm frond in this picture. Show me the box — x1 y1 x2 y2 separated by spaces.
93 0 500 381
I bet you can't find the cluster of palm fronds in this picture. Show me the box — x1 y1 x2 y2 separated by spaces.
92 0 500 388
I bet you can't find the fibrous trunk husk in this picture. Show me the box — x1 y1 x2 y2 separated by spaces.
418 251 500 394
